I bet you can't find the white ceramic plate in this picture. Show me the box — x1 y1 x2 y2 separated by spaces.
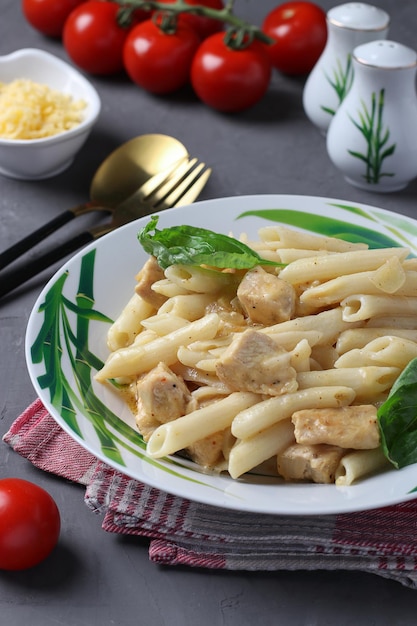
26 194 417 515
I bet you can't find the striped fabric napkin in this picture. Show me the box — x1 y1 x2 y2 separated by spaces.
3 398 417 588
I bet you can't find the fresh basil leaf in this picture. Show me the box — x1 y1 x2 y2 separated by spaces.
137 216 284 270
377 357 417 469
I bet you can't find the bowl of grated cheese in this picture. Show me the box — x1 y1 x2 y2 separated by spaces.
0 48 101 180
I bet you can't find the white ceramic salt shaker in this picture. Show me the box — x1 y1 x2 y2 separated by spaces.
326 40 417 192
303 3 390 134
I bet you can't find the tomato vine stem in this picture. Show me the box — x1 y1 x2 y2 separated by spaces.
116 0 274 46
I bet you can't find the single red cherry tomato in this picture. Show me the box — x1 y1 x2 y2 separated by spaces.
159 0 224 40
0 478 60 571
22 0 85 37
262 1 327 75
63 1 130 75
123 19 200 94
191 32 272 112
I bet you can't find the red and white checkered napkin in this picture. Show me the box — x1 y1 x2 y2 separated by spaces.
3 398 417 588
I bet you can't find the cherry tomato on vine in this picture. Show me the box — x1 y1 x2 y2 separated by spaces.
190 32 272 113
63 1 130 75
262 1 327 75
0 478 60 571
22 0 85 37
123 19 200 94
159 0 225 40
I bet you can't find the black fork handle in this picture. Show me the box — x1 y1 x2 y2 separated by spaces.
0 230 95 299
0 209 77 270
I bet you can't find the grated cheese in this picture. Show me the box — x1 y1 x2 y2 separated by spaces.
0 78 87 140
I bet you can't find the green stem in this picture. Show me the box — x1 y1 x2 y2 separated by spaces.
116 0 274 45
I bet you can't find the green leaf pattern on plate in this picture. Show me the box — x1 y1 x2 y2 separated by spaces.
31 250 224 487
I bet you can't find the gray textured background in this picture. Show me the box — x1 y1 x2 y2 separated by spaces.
2 1 417 623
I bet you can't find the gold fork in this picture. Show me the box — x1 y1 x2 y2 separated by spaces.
92 156 211 238
0 157 211 299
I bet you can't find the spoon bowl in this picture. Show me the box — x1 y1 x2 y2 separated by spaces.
90 133 189 209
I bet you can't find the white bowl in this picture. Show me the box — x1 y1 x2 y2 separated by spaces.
0 48 101 180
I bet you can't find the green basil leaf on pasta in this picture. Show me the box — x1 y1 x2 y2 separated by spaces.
137 216 283 270
377 357 417 469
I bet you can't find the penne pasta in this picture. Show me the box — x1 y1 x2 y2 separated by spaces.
231 386 355 440
158 293 215 321
151 278 190 297
146 391 260 458
140 313 190 334
301 267 417 308
107 293 155 351
100 222 414 487
335 448 390 486
164 264 237 293
228 419 295 479
279 247 409 285
258 225 368 251
297 366 400 401
96 313 220 381
336 327 417 353
341 294 417 322
334 335 417 369
263 307 363 346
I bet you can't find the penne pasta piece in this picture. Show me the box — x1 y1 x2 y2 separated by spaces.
164 264 237 294
140 313 189 334
369 255 406 294
228 419 295 479
336 327 417 353
95 313 220 381
289 338 312 372
366 316 417 329
341 294 417 322
131 328 158 346
107 293 155 351
403 258 417 271
297 366 400 401
258 225 368 251
146 392 260 458
301 268 417 308
334 335 417 370
279 247 409 285
335 447 390 486
273 249 334 263
310 344 338 369
231 386 355 440
267 330 323 350
248 243 334 263
158 293 214 321
151 278 189 297
263 307 363 346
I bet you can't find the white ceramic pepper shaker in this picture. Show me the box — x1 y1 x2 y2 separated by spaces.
326 40 417 192
303 3 390 135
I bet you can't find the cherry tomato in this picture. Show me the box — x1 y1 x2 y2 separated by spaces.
262 1 327 75
0 478 60 571
22 0 85 37
132 8 153 25
190 32 272 113
123 19 200 94
159 0 224 40
63 1 130 75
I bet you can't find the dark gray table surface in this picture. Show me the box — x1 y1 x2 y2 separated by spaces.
2 1 417 624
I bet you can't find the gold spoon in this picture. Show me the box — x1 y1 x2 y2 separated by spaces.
0 134 189 269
